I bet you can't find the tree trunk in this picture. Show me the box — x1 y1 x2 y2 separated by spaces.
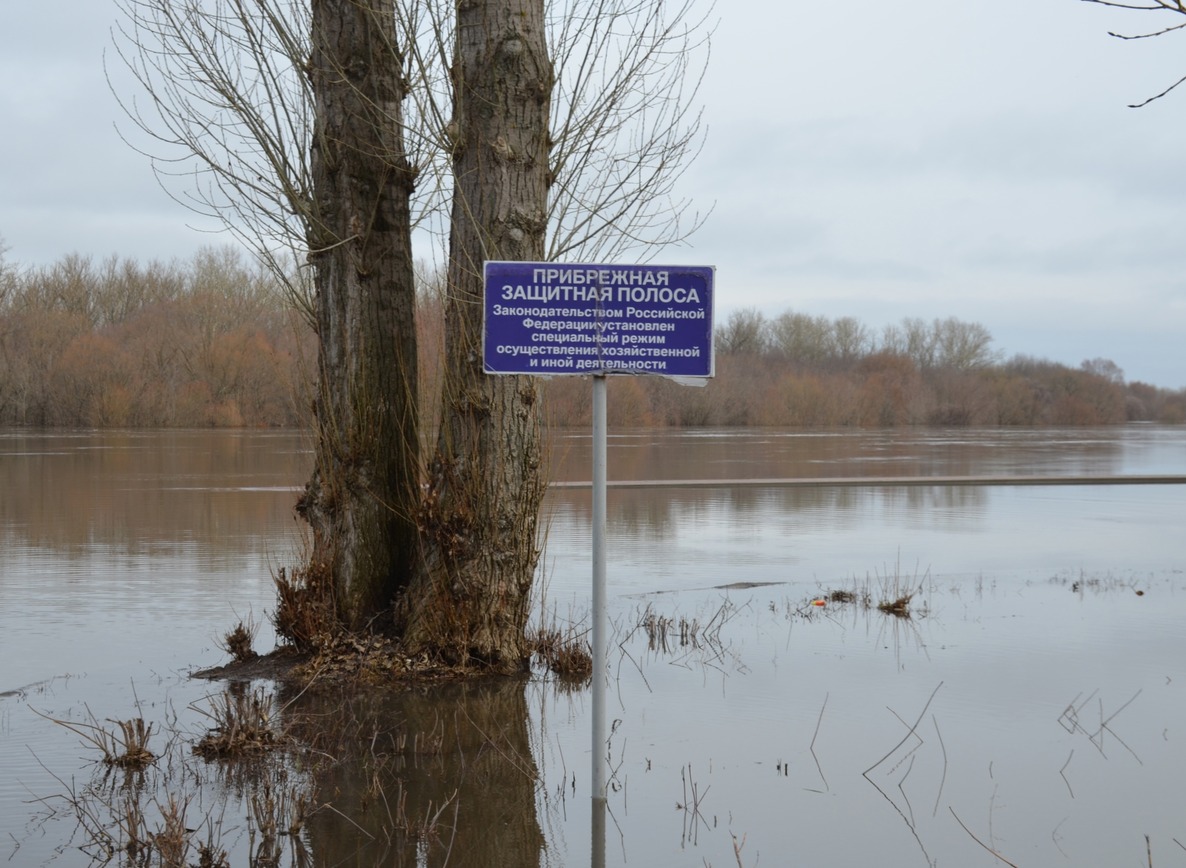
296 0 420 632
397 0 552 672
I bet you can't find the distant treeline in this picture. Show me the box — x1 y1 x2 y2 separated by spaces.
2 249 1182 428
0 247 315 427
542 307 1186 428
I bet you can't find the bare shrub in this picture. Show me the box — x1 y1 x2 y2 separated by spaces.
272 562 336 651
217 616 259 664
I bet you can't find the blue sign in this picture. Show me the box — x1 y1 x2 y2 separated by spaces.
483 261 715 378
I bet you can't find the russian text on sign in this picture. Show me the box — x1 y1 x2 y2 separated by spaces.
483 261 714 379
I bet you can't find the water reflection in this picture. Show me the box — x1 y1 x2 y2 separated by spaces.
3 427 1186 867
548 427 1144 483
0 429 309 556
547 481 990 537
281 678 544 867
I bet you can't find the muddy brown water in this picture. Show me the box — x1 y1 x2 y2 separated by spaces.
2 426 1185 866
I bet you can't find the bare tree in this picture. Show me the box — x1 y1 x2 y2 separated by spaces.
111 0 711 661
110 0 318 322
716 308 768 356
880 317 936 369
115 0 420 629
932 317 997 370
831 316 872 363
880 316 995 371
769 311 830 365
544 0 711 262
111 0 712 287
1082 357 1126 383
1081 0 1186 106
0 236 13 307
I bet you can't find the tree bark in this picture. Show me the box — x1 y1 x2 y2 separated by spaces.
397 0 552 671
297 0 420 631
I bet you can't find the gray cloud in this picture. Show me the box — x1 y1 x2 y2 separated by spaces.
3 0 1185 386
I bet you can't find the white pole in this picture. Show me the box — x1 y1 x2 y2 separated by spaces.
591 373 608 805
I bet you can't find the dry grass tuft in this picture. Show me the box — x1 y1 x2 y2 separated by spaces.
877 593 914 618
873 557 927 619
193 687 282 760
530 626 593 683
218 617 259 664
107 717 156 770
38 708 156 771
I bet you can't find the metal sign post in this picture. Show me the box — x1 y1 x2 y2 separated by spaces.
590 372 608 859
481 261 714 820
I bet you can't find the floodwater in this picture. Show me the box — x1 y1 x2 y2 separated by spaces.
2 426 1185 867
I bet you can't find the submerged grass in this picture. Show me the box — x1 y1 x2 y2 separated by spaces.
35 684 319 868
30 560 1177 868
802 556 931 620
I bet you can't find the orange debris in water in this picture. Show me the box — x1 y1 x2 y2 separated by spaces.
811 599 826 607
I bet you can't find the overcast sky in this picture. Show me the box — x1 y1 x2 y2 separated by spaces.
2 0 1185 387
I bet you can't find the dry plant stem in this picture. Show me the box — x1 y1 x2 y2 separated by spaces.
677 763 710 847
809 693 829 792
731 831 747 868
153 794 190 867
862 682 943 778
931 714 949 817
1060 749 1075 798
860 683 943 867
949 807 1020 867
34 707 156 770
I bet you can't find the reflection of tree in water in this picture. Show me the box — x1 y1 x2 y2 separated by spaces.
281 678 543 867
0 430 309 554
551 428 1133 488
551 484 989 540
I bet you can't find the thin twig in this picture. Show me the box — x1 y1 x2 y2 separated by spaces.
950 807 1020 867
1060 749 1075 798
931 714 948 817
809 693 829 792
862 682 943 777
